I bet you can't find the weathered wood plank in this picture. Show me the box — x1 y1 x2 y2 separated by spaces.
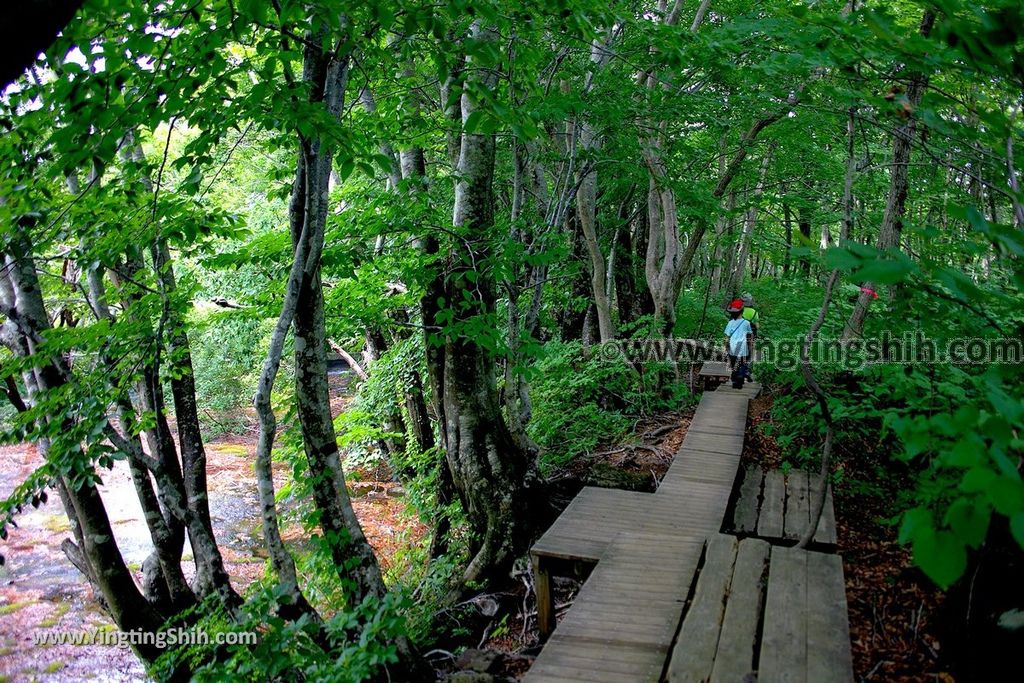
530 635 669 682
733 465 764 533
666 535 739 683
529 661 656 683
530 649 665 675
534 553 556 637
758 470 786 538
784 470 811 540
760 546 809 683
682 431 745 456
813 482 838 546
806 552 855 682
687 421 747 438
698 361 731 377
710 538 770 683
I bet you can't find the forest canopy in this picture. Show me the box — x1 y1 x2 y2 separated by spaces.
0 0 1022 681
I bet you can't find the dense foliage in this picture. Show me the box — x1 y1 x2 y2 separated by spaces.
1 0 1022 680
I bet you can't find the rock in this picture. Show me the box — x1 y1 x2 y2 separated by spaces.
348 482 378 497
386 486 406 498
455 648 499 673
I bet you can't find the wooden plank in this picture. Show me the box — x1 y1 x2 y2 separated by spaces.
666 535 739 683
527 635 670 683
531 651 663 676
682 431 745 456
534 553 556 638
760 546 809 683
813 482 837 546
529 661 656 683
710 538 770 683
758 470 785 538
555 619 680 643
711 383 761 399
529 649 665 676
784 470 811 540
732 465 763 533
805 552 855 682
687 422 746 439
699 361 731 377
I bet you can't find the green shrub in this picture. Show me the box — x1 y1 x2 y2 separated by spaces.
527 340 691 470
188 309 272 416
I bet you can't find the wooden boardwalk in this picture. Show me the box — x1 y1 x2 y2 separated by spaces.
727 465 838 546
527 377 761 682
525 366 854 683
666 535 855 682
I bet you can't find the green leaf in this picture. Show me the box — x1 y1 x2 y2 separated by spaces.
961 467 997 493
899 506 932 544
913 529 967 589
989 477 1024 516
943 498 989 549
463 110 485 134
851 257 915 285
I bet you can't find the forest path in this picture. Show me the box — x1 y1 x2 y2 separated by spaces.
526 380 759 681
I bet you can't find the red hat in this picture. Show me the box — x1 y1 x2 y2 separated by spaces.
727 298 744 312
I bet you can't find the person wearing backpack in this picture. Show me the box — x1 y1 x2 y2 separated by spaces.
741 292 759 338
724 298 753 388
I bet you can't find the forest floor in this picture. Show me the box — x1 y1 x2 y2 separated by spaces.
0 376 957 682
0 372 427 683
444 386 956 682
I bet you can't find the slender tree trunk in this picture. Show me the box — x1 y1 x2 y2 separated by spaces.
729 151 772 293
1 233 165 662
798 205 813 275
782 199 794 276
576 33 617 342
845 9 936 339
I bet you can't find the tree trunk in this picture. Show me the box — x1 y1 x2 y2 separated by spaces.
782 200 794 276
729 152 772 293
575 33 618 343
798 205 812 275
1 232 165 662
434 22 542 587
845 9 936 339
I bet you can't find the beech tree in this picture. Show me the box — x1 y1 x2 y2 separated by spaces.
1 1 1023 680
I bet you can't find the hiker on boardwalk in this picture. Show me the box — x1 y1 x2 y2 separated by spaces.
741 292 759 338
725 298 754 387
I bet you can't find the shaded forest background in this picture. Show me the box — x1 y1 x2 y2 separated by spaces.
1 0 1022 681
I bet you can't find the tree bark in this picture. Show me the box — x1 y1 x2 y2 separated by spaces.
434 22 543 587
844 9 936 339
